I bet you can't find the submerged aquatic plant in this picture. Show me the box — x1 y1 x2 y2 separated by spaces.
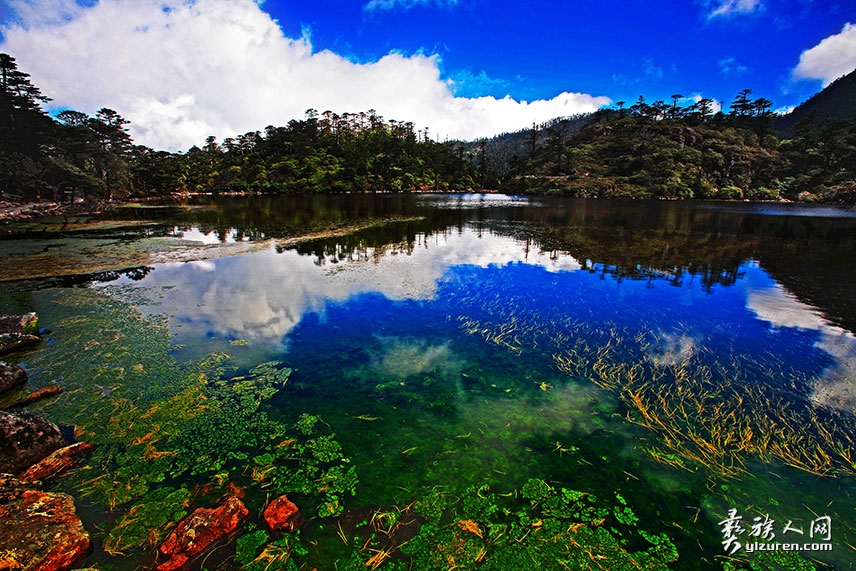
103 487 192 555
456 298 856 480
25 286 357 564
396 479 679 571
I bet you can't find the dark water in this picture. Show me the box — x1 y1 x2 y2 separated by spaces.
2 194 856 570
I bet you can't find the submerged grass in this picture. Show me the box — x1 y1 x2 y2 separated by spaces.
458 307 856 480
11 254 848 570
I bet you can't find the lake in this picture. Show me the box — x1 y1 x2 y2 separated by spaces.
2 194 856 571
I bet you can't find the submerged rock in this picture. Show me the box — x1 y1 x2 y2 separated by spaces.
0 360 28 395
156 495 249 571
9 385 64 409
0 473 42 491
0 410 66 475
262 494 301 532
0 483 92 571
19 442 95 481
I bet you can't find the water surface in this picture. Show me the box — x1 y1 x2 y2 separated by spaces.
2 195 856 570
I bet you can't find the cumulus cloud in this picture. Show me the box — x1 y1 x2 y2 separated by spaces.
793 22 856 85
137 225 582 346
706 0 763 19
0 0 609 151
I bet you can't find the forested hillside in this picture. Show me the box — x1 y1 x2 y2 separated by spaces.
503 90 856 202
2 50 855 203
776 68 856 135
0 53 487 202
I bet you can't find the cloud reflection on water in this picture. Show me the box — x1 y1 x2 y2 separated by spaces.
744 264 856 412
118 227 856 413
132 226 581 347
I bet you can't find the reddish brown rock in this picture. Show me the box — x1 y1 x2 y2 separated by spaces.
19 442 95 481
262 494 301 532
0 474 42 491
0 360 28 395
9 385 64 409
0 486 91 571
0 411 66 475
156 495 248 571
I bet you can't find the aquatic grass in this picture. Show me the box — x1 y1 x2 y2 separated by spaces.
457 300 856 481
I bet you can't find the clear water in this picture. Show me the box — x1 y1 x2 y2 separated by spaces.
2 194 856 570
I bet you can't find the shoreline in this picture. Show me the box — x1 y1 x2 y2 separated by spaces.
1 190 849 226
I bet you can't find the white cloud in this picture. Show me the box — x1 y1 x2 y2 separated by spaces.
718 56 748 77
0 0 609 150
133 225 582 346
706 0 763 19
363 0 459 12
5 0 82 27
793 22 856 86
745 278 856 413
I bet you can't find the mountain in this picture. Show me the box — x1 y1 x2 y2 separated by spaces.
454 114 593 175
776 68 856 135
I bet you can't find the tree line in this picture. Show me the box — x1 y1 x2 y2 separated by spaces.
502 88 856 202
0 53 490 202
2 51 855 203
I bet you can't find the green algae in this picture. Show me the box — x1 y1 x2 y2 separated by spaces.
234 530 270 567
391 479 680 570
16 286 357 568
103 487 192 555
235 532 306 571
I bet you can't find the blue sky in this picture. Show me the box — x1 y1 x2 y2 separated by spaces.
273 0 853 102
1 0 854 150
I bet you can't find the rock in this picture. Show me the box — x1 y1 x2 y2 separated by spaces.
0 486 91 571
0 411 66 475
0 312 41 356
19 442 95 481
262 494 301 532
0 473 42 491
156 495 249 571
0 312 39 335
0 332 42 356
0 360 28 395
9 385 64 409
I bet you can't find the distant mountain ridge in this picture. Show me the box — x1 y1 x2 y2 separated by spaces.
776 68 856 134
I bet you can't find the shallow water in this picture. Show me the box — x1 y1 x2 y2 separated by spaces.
2 195 856 570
